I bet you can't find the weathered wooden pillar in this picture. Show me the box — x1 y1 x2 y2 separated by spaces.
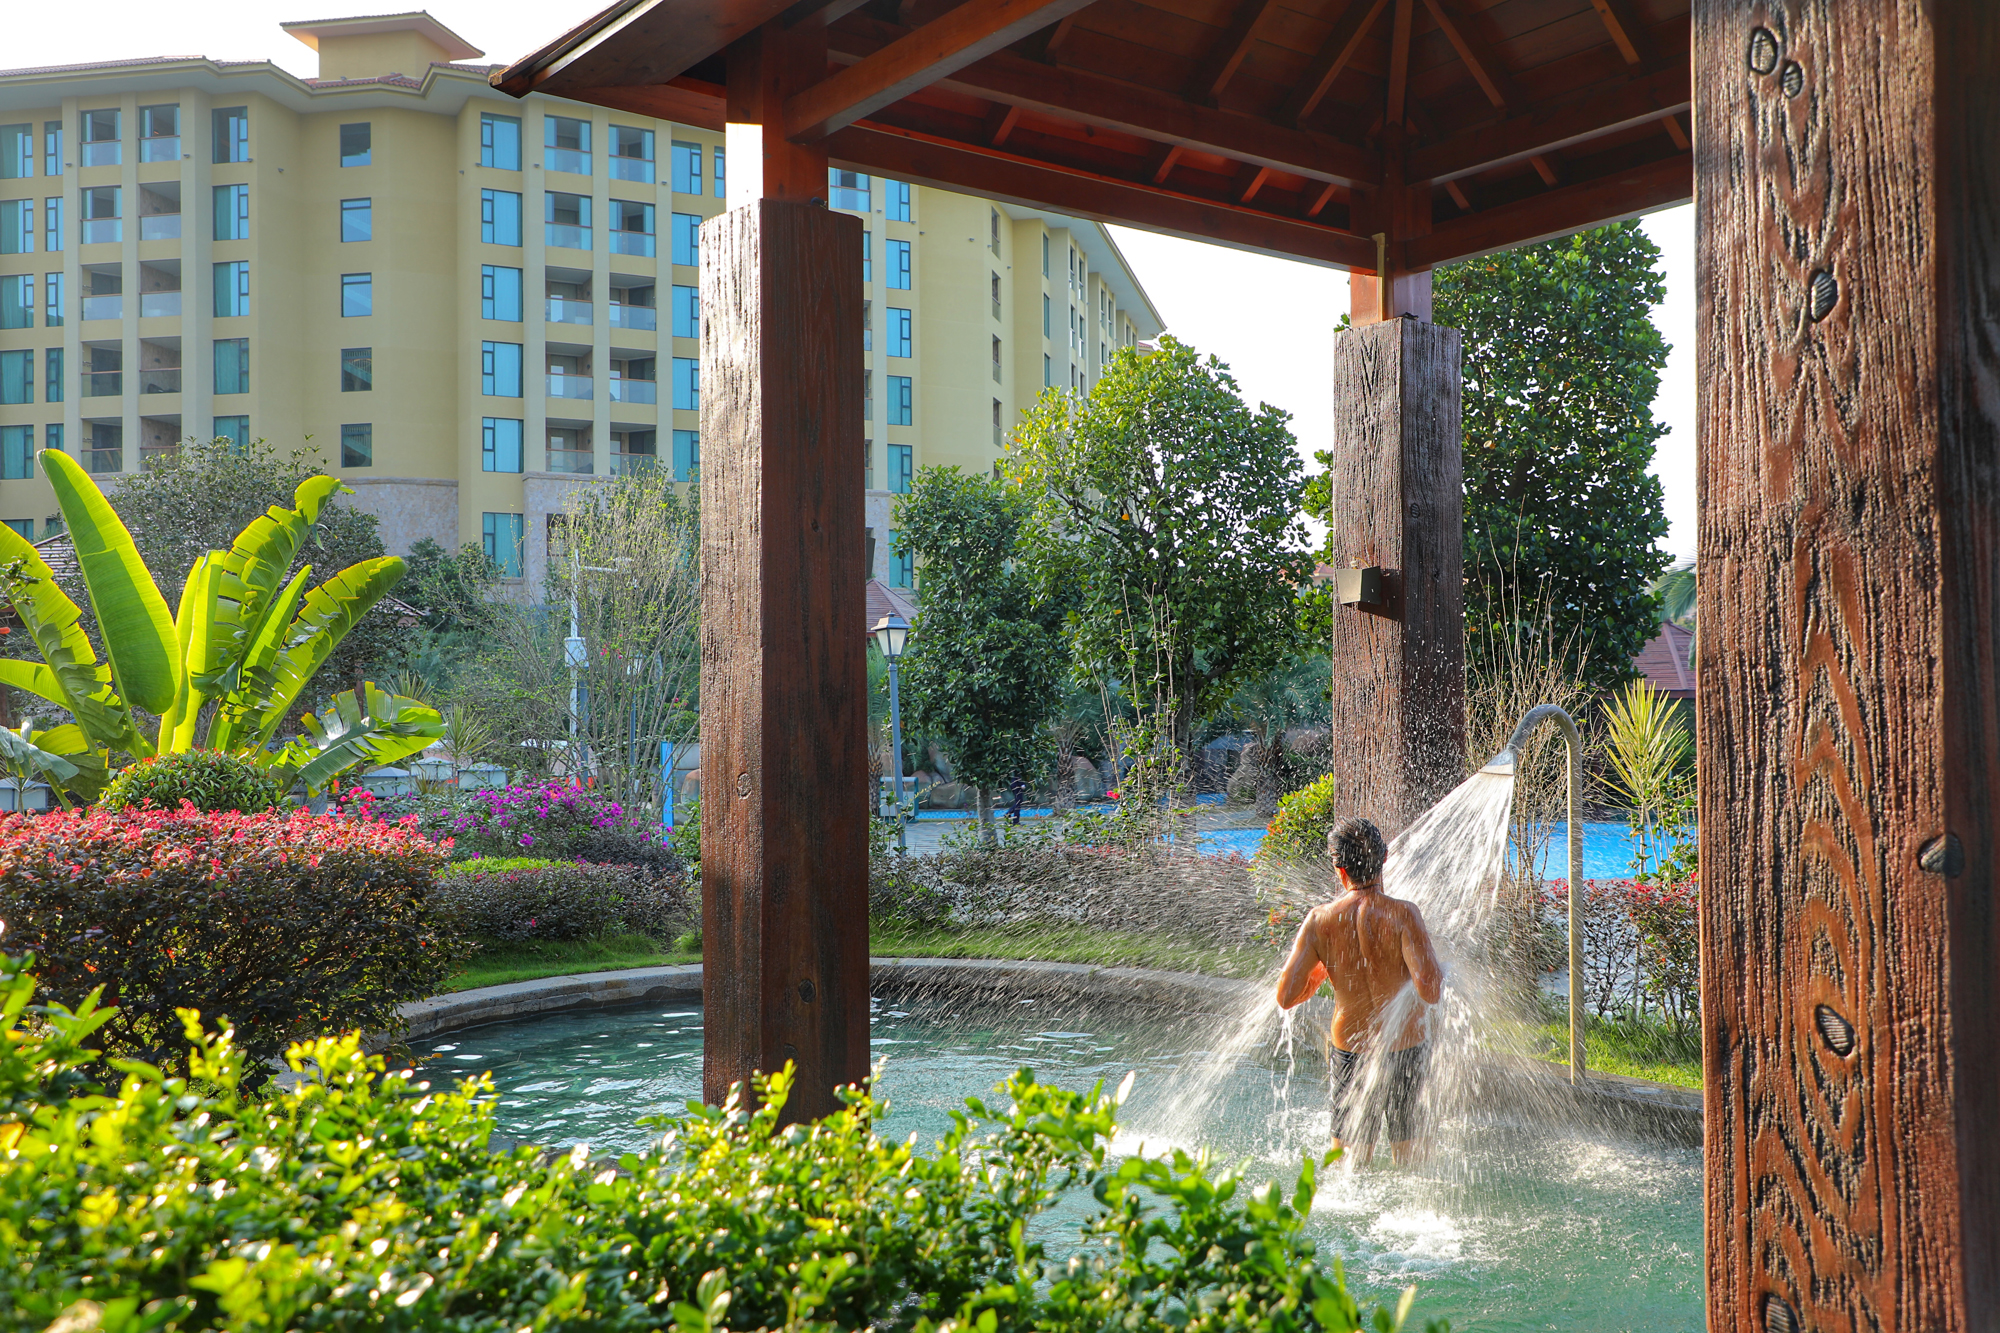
1696 1 2000 1328
1327 289 1464 840
698 19 869 1122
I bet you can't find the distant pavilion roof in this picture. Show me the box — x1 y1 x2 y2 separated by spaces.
496 0 1691 269
1633 618 1693 701
865 578 918 635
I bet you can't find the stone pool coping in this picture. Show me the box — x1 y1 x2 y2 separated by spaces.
397 958 1701 1146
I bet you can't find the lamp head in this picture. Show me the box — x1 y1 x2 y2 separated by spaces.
872 612 910 661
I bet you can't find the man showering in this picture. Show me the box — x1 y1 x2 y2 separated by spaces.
1276 817 1444 1166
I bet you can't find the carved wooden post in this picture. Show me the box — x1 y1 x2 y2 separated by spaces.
698 19 869 1122
1695 1 2000 1328
1326 307 1464 839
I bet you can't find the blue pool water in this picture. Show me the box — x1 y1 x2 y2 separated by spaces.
1195 820 1657 879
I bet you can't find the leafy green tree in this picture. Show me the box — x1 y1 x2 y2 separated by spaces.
1433 222 1673 691
397 537 501 687
894 468 1066 846
1011 337 1313 764
1223 652 1331 817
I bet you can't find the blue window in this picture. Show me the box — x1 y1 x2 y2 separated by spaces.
339 122 370 167
887 374 912 426
214 338 248 394
713 146 725 198
0 350 31 404
671 357 699 410
890 532 912 587
482 417 523 472
481 265 523 321
0 124 30 179
1043 293 1051 338
829 169 868 211
80 109 120 168
670 140 702 194
340 423 372 468
481 189 522 245
481 341 523 397
543 116 590 174
43 123 61 177
44 423 61 454
45 348 61 402
0 275 29 329
671 212 700 266
339 348 370 392
43 196 61 252
480 113 521 170
671 284 699 338
609 125 653 182
214 184 248 241
213 261 248 317
2 519 31 539
1 426 33 480
0 199 29 254
862 230 871 284
340 272 372 317
340 197 371 242
886 180 912 221
42 272 60 327
1043 353 1051 387
482 512 524 577
213 416 249 451
212 108 248 163
887 239 911 289
887 307 911 358
545 191 591 249
608 198 654 256
672 429 699 481
889 443 913 495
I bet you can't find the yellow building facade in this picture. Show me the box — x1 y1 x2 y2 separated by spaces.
0 12 1162 596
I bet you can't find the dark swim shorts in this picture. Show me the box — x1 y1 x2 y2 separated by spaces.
1329 1043 1428 1144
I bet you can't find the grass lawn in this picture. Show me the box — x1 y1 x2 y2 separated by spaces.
1517 1010 1703 1090
448 932 698 991
867 922 1277 980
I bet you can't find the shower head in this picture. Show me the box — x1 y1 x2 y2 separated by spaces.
1479 748 1518 776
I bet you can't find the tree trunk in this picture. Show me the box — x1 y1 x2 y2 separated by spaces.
1053 737 1077 812
1254 732 1286 819
975 785 998 847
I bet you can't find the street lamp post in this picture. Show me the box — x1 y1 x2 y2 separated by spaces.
872 612 911 854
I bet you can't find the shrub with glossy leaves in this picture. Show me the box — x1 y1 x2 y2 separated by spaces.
441 781 682 878
1258 772 1342 865
0 953 1443 1332
430 859 635 942
96 749 289 813
0 808 458 1078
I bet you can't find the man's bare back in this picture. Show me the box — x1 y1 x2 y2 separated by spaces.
1276 869 1444 1048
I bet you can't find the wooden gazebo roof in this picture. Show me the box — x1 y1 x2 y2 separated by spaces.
496 0 1691 269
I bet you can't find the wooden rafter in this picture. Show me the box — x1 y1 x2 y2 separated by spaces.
784 0 1095 140
1419 0 1519 109
1035 12 1078 62
1307 180 1340 216
1384 0 1414 127
1528 153 1558 185
1187 0 1282 104
986 102 1023 144
1236 163 1275 202
1144 142 1184 183
1443 177 1471 210
1279 0 1390 126
1406 150 1689 263
1407 63 1688 182
1587 0 1655 65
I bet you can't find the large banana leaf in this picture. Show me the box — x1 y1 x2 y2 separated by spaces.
269 682 444 793
0 723 80 783
158 553 219 752
40 449 180 715
243 556 406 749
206 565 311 754
195 476 345 700
0 527 147 758
26 724 110 802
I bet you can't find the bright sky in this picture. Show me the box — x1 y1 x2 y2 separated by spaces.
9 3 1697 563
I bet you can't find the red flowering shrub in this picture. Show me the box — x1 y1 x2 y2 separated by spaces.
430 859 659 942
0 807 460 1080
1545 877 1699 1026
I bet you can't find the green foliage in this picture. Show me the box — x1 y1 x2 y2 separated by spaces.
1222 654 1332 813
895 468 1067 839
430 859 643 942
1600 680 1696 885
1011 338 1313 753
0 955 1443 1333
1258 773 1342 866
97 750 288 813
397 537 503 686
0 810 458 1080
669 794 701 871
456 855 563 874
1432 222 1674 693
1652 560 1694 627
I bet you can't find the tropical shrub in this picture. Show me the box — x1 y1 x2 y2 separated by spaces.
0 808 457 1078
1544 878 1699 1026
0 456 442 801
0 955 1442 1333
1625 877 1700 1026
428 859 637 942
96 749 289 813
1258 773 1342 865
443 781 680 875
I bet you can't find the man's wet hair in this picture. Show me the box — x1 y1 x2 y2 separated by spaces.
1328 817 1387 883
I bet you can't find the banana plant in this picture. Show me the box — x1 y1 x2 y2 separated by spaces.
0 719 81 809
0 450 443 797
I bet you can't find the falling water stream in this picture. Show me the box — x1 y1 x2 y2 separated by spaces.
410 766 1702 1330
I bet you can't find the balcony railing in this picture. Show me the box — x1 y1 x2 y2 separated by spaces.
139 136 180 162
138 368 180 394
81 219 121 245
609 230 655 257
546 449 593 474
140 215 181 241
85 447 121 473
546 296 592 326
546 373 593 400
608 304 656 331
81 295 122 321
82 371 122 397
81 142 119 167
545 148 590 175
545 224 590 251
140 292 180 318
611 451 657 476
610 157 654 183
608 378 656 404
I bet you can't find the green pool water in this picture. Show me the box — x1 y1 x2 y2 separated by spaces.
409 997 1701 1333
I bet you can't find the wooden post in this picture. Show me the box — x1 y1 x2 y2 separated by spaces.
1326 311 1464 839
1695 1 2000 1328
698 19 870 1123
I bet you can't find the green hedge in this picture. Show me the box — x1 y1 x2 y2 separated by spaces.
96 750 288 814
0 954 1443 1333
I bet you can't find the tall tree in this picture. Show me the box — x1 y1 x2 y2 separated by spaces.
1011 338 1313 764
1432 222 1673 691
894 467 1065 846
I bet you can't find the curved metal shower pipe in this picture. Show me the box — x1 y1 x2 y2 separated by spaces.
1480 704 1587 1085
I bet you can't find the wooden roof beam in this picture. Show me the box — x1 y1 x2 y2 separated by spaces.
1407 63 1689 183
1280 0 1389 126
1187 0 1282 105
1418 0 1521 110
1384 0 1414 125
827 120 1377 267
784 0 1096 140
1587 0 1656 66
1405 150 1690 265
